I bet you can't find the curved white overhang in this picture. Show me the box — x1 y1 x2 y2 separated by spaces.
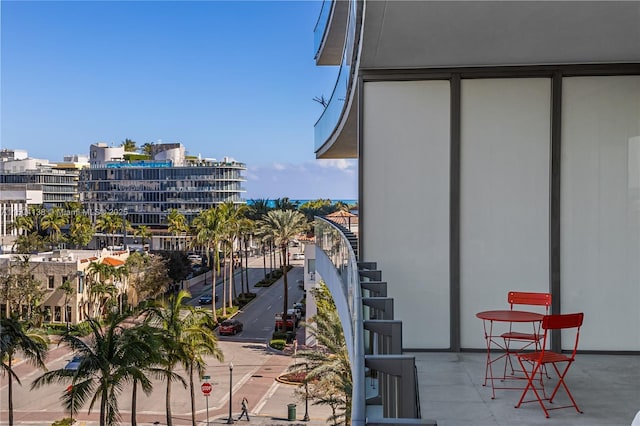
314 87 357 159
315 0 350 66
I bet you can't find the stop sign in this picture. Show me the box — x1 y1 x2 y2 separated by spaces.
201 382 212 395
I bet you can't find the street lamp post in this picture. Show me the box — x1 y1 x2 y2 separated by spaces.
303 363 310 421
227 362 235 424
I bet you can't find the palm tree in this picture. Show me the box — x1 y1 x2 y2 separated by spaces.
122 321 165 426
31 313 159 426
218 202 247 312
133 225 152 249
247 198 271 221
143 290 197 426
290 283 352 425
0 316 49 426
58 279 75 328
191 207 224 321
41 207 68 248
237 217 255 295
86 261 118 318
273 197 299 211
179 308 224 426
257 209 308 315
166 209 188 251
121 138 137 152
141 142 154 156
12 213 34 236
68 213 94 249
95 212 124 248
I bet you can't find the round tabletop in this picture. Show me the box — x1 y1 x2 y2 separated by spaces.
476 310 544 322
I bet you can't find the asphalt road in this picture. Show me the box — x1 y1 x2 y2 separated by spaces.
185 255 305 343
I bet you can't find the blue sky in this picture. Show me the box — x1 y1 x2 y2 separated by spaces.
1 0 357 200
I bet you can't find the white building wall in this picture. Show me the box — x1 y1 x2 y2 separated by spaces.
362 80 451 349
459 78 551 348
561 75 640 351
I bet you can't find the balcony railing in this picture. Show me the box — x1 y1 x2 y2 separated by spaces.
315 217 435 425
313 0 332 57
314 0 358 152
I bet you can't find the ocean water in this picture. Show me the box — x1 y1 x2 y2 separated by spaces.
247 199 357 208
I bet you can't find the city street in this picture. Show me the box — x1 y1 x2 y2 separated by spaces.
0 254 331 425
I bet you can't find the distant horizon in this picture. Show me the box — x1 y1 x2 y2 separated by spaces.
246 198 357 206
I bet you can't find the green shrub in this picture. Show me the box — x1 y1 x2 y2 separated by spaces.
272 330 288 340
51 417 75 426
270 339 286 350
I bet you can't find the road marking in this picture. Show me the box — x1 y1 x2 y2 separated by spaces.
253 380 281 414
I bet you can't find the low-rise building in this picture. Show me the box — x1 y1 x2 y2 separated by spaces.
0 248 130 325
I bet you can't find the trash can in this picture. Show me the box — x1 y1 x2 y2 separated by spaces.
287 403 297 421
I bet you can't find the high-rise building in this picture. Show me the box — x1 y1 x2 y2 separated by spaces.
79 142 246 245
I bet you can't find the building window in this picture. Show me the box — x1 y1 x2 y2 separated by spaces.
44 306 52 322
54 306 61 322
65 306 72 323
48 276 55 289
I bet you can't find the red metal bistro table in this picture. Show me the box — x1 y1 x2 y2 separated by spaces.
476 310 544 399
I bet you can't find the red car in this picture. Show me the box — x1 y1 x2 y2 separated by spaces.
218 319 243 335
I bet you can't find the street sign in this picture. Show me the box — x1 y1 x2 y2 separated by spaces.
202 375 211 380
201 382 212 395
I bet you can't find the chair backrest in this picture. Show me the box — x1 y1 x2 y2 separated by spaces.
542 312 584 331
508 291 552 311
541 313 584 358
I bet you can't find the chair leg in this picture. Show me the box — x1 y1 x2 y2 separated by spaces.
548 362 583 414
515 358 550 418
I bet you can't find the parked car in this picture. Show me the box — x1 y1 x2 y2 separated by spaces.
293 302 306 316
292 253 305 260
289 307 302 323
218 319 243 335
187 254 202 264
199 294 218 305
275 312 296 331
64 355 84 371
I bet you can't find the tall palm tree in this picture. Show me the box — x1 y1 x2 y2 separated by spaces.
290 283 352 425
68 213 94 249
179 308 224 426
12 213 34 236
218 202 247 312
143 290 196 426
31 313 159 426
86 261 118 318
122 321 165 426
166 209 188 251
0 316 49 426
95 212 124 248
191 207 224 321
237 217 255 295
41 207 68 248
133 225 152 249
257 209 308 314
247 198 271 221
58 279 75 328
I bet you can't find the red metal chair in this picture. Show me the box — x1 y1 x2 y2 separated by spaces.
515 312 584 418
501 291 551 377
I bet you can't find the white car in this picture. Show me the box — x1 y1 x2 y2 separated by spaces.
187 254 202 264
292 253 304 260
